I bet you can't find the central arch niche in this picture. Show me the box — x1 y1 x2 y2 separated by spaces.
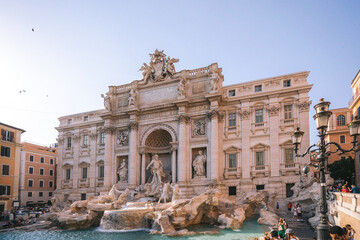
144 129 172 183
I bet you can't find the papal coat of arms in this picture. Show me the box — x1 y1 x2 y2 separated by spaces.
139 49 179 83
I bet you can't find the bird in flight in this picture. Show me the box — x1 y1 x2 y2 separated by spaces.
32 28 34 32
19 90 26 93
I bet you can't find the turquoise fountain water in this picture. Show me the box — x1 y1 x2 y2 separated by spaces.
0 218 270 240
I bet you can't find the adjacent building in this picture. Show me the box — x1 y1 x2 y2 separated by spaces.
55 51 312 202
19 142 57 207
349 70 360 186
0 122 25 213
325 107 354 164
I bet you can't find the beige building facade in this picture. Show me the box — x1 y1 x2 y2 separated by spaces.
19 142 57 206
55 51 312 201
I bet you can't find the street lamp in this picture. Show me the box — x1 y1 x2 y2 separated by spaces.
291 98 360 240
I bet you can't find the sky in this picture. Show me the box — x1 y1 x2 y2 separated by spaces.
0 0 359 146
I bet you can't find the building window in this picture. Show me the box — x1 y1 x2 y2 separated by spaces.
40 168 44 175
100 132 105 145
228 186 237 196
39 192 43 197
255 151 265 166
67 137 72 148
283 80 291 87
67 119 72 124
2 165 9 176
49 192 52 197
99 165 104 178
49 181 53 188
255 109 264 123
28 180 33 187
81 193 86 200
84 116 89 122
0 146 11 157
337 115 346 126
39 180 44 188
50 159 54 164
255 85 262 92
0 185 11 195
340 135 346 144
49 169 54 176
228 153 237 168
29 167 34 174
40 157 44 163
229 89 235 97
66 169 71 180
284 148 294 164
82 167 87 179
228 113 236 127
83 135 89 146
29 155 34 162
284 105 292 120
28 192 32 197
1 130 14 142
256 184 265 191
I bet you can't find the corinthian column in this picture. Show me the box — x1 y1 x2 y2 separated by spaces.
177 115 188 183
103 127 114 188
128 122 138 186
208 110 220 180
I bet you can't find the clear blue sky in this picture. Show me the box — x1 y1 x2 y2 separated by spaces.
0 0 359 145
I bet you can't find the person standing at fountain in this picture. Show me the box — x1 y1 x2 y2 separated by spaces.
146 154 165 184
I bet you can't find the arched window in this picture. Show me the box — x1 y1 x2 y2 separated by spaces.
337 115 345 126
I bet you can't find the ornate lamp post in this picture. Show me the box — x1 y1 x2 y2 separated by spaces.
291 98 360 240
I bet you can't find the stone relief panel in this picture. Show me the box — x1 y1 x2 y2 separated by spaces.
139 85 178 105
139 110 178 121
117 94 130 108
192 81 206 94
116 129 129 146
189 105 210 113
192 119 206 137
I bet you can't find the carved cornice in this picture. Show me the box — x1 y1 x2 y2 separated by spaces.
103 127 116 134
89 133 98 140
177 114 190 123
128 122 138 130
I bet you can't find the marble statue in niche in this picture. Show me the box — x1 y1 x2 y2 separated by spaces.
193 150 206 177
193 119 206 136
146 154 165 185
117 130 128 146
117 159 128 182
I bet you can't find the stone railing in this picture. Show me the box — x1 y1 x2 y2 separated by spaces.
332 192 360 237
187 67 210 78
251 165 269 177
62 179 73 189
280 162 300 175
224 167 241 179
78 178 90 188
96 177 104 187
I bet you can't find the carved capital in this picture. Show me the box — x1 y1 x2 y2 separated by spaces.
298 101 311 112
73 134 80 142
57 137 64 145
240 110 250 120
268 105 280 116
89 133 98 140
103 127 116 134
206 109 220 120
128 122 138 131
177 114 190 123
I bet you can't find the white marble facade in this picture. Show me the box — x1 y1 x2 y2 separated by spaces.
55 50 312 201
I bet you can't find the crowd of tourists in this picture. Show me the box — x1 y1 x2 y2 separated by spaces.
329 181 360 193
330 225 356 240
259 218 299 240
286 202 303 221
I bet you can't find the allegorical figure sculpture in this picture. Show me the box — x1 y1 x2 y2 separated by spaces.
177 79 186 96
117 159 128 182
193 119 206 136
101 94 111 111
146 154 165 185
128 87 137 106
193 150 206 177
210 73 219 91
171 184 181 201
158 182 172 203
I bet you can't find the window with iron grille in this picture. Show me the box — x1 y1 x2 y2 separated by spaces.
228 113 236 127
228 153 237 168
255 109 263 123
256 151 265 166
228 186 237 196
284 105 292 120
337 115 346 126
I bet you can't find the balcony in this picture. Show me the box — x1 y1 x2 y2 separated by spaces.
224 167 241 179
96 177 104 187
78 178 90 188
251 122 268 135
280 118 298 131
280 162 300 176
251 165 270 177
62 179 73 189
